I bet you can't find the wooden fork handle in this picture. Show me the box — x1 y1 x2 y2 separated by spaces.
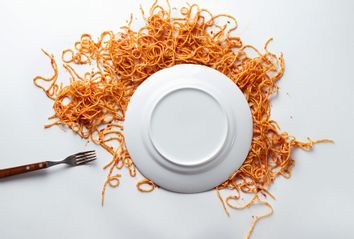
0 161 49 178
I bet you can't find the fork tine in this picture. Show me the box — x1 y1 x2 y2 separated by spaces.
75 152 96 160
76 157 97 165
67 150 97 166
76 155 96 163
75 150 95 157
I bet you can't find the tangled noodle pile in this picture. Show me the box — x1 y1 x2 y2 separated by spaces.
33 1 331 238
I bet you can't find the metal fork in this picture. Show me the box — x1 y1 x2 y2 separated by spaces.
0 150 96 178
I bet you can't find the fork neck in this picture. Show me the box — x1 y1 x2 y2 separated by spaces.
47 161 63 167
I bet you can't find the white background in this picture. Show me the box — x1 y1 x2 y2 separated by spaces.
0 0 353 238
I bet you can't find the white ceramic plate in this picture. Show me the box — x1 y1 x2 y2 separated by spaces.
124 64 253 193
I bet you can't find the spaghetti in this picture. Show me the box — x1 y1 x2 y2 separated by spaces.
33 1 332 238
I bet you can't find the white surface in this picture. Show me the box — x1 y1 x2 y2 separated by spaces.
124 64 253 193
0 0 353 238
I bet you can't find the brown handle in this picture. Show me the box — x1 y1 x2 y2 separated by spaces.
0 161 49 178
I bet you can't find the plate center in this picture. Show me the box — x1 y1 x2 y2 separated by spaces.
149 88 228 167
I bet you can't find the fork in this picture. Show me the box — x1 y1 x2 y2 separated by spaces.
0 150 96 179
